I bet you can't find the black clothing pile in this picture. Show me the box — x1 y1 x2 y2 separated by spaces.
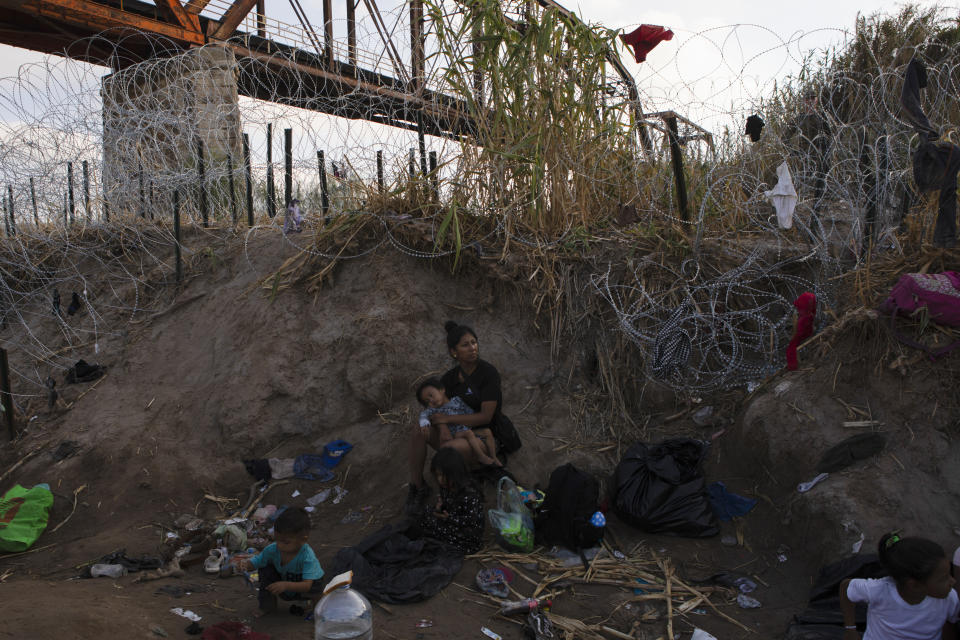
65 359 105 384
328 520 463 604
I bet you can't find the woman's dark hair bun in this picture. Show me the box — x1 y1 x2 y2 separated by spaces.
444 320 478 350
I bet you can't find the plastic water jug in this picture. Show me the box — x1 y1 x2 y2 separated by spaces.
314 571 372 640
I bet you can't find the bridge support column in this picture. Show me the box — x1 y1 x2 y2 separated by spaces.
101 45 242 221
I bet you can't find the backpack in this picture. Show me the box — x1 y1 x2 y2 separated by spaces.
493 414 522 455
534 464 604 551
878 271 960 358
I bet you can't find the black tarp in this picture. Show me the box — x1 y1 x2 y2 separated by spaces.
328 520 463 604
784 554 885 639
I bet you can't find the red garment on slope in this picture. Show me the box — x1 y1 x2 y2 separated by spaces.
620 25 674 63
786 292 817 371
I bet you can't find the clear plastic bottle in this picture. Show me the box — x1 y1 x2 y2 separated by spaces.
314 571 372 640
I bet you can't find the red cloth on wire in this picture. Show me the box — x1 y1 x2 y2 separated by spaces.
620 25 674 63
786 292 817 371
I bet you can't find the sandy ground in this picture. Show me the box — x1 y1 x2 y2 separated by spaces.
1 224 958 639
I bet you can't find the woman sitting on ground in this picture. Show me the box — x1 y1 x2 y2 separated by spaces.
407 320 509 512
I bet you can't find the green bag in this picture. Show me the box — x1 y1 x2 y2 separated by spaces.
0 484 54 552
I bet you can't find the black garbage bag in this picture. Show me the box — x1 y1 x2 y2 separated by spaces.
610 438 718 537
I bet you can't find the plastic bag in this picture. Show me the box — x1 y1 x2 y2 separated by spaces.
611 439 719 538
488 477 534 552
0 483 54 552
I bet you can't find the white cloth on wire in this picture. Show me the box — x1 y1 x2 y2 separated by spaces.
764 161 798 229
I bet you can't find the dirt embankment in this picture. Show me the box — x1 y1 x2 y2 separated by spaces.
0 228 957 639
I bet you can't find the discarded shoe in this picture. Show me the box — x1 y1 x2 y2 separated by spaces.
204 548 227 574
816 433 886 473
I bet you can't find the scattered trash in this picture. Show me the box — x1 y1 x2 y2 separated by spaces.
90 563 127 578
776 544 790 563
333 486 348 504
169 607 201 622
252 505 276 523
523 609 557 640
842 520 866 554
499 598 551 616
632 577 651 594
291 490 301 498
612 550 625 560
481 627 502 640
797 472 829 493
475 567 514 598
322 439 354 468
307 489 332 506
691 405 714 426
415 620 434 628
213 524 246 552
707 481 757 521
691 630 718 640
204 549 228 575
150 624 168 637
746 380 760 393
734 577 757 593
720 535 738 547
304 506 315 513
736 594 762 609
0 483 53 553
691 608 708 615
165 532 178 540
550 546 600 567
774 380 792 397
851 532 866 554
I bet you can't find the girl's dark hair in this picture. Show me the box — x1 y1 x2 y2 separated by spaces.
444 320 477 350
274 507 311 535
416 378 445 406
877 532 945 584
430 447 471 491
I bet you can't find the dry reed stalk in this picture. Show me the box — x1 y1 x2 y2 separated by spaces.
48 484 86 535
661 559 674 640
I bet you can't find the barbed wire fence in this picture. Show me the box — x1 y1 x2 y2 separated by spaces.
0 2 954 409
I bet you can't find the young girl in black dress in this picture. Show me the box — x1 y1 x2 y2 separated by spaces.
418 447 485 554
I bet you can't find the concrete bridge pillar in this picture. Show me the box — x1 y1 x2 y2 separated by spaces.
101 45 242 219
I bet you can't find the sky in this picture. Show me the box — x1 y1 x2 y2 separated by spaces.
0 0 953 191
0 1 949 104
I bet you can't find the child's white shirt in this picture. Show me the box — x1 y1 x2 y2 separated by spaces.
846 577 960 640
